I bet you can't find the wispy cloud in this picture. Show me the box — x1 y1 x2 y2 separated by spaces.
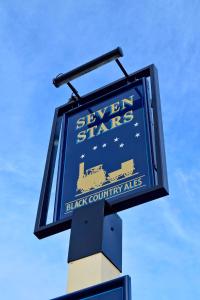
0 158 26 177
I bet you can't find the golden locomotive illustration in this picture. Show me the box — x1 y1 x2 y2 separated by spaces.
77 159 135 193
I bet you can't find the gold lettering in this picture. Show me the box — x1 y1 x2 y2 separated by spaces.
134 177 142 187
77 130 86 143
124 183 130 191
66 203 72 212
110 101 120 115
96 106 108 119
97 122 109 135
110 115 122 129
87 112 96 125
113 187 120 195
87 125 98 139
103 190 109 198
121 97 134 110
118 184 123 193
76 117 86 129
124 110 134 123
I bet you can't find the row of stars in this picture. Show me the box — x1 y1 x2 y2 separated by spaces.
80 133 141 159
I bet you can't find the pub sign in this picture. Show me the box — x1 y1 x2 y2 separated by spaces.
55 78 154 221
34 64 168 239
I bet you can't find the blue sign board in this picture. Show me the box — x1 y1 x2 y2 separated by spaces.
54 79 155 221
51 276 131 300
83 287 123 300
34 65 168 239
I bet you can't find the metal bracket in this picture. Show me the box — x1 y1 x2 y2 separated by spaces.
52 47 129 103
66 82 81 101
115 58 129 79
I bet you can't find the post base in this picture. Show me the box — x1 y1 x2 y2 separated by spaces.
67 253 121 293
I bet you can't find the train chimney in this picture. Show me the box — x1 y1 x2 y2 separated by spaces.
79 162 85 178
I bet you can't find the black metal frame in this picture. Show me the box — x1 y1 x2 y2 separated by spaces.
51 275 131 300
53 47 123 88
34 62 168 239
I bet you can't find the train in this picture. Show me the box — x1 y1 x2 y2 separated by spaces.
107 160 135 182
77 159 135 193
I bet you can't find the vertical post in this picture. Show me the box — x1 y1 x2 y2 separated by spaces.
67 201 122 293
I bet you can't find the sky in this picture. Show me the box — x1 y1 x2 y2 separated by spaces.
0 0 200 299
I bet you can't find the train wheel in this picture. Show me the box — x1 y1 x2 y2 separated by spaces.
125 172 132 177
109 177 117 182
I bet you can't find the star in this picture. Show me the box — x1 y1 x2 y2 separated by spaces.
135 133 140 138
114 137 119 142
102 143 107 148
119 143 124 148
80 154 85 159
93 145 98 150
134 122 139 127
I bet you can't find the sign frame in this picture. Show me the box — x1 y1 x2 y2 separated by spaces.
51 275 131 300
34 64 168 239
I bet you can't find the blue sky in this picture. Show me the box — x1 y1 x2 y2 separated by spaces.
0 0 200 299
